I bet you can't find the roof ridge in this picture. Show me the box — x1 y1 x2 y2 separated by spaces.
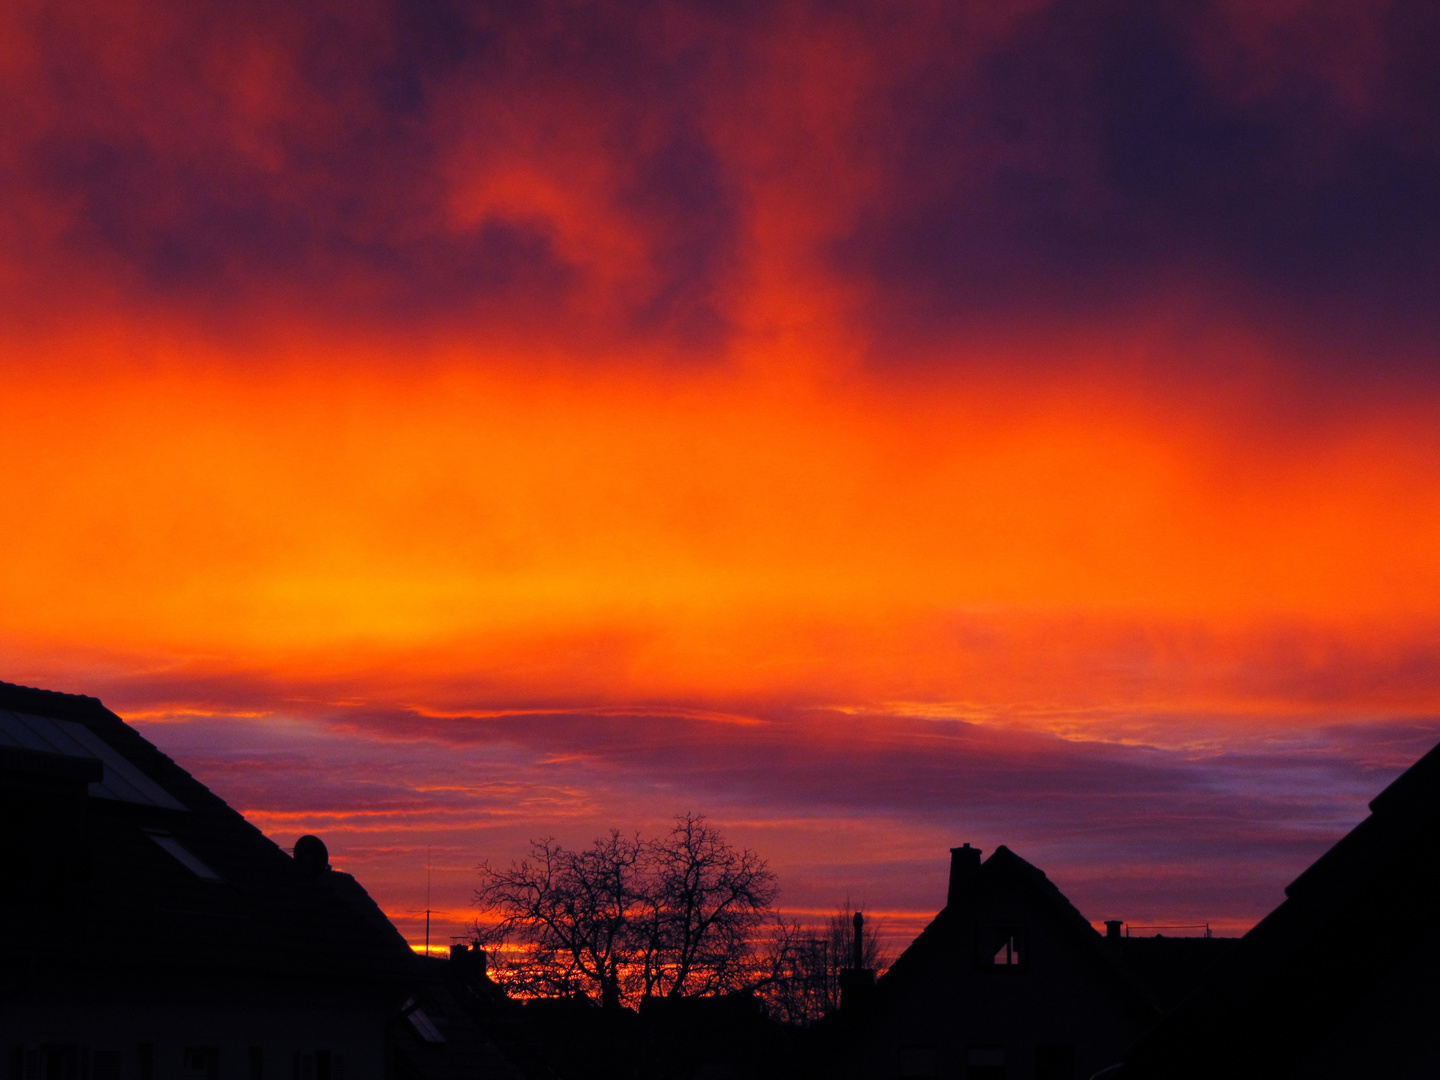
983 845 1163 1014
985 846 1090 927
1367 739 1440 816
3 680 424 982
0 679 111 718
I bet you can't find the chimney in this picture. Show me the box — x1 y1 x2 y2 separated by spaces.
1105 920 1123 941
839 911 876 1016
450 942 488 978
947 844 981 908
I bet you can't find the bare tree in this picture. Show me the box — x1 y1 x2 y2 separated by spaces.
637 813 780 999
474 830 644 1008
756 901 891 1023
748 918 831 1024
474 815 780 1010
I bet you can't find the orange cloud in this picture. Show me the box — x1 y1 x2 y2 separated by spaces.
4 329 1440 727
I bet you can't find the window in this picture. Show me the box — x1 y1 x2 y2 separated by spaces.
0 710 185 809
897 1046 938 1079
41 1046 80 1080
977 925 1027 970
967 1047 1005 1080
91 1053 121 1080
13 1047 80 1080
404 1006 445 1044
1035 1044 1074 1080
182 1048 218 1080
992 936 1019 966
145 831 223 882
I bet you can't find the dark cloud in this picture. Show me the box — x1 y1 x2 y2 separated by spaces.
130 695 1440 935
8 0 1439 377
835 0 1440 372
82 645 1440 932
6 0 744 350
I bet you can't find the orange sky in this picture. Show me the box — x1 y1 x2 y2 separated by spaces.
6 328 1440 713
8 323 1439 949
5 0 1440 952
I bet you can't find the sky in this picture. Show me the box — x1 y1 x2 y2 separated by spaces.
5 0 1440 954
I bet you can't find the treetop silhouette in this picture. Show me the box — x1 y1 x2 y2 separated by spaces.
473 813 780 1010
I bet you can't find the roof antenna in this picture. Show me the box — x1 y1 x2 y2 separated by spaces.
425 845 432 957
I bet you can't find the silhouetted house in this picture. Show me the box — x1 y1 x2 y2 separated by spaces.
1117 740 1440 1079
812 845 1236 1080
0 680 522 1080
394 946 535 1080
814 845 1154 1080
1100 925 1235 1013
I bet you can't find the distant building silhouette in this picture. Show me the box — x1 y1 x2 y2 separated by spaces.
0 680 523 1080
810 845 1235 1080
1115 739 1440 1079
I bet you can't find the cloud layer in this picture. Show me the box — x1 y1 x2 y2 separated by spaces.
7 1 1440 370
5 0 1440 951
128 692 1440 951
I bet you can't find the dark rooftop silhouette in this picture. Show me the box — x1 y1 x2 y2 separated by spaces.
0 679 531 1080
1119 738 1440 1078
810 843 1236 1080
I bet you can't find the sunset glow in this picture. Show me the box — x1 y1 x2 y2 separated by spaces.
5 0 1440 953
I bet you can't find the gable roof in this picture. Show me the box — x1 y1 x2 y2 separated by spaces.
0 679 421 985
1121 739 1440 1078
879 845 1159 1019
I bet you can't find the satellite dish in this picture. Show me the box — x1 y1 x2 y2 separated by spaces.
293 834 330 875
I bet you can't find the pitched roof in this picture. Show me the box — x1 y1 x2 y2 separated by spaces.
0 679 421 984
1121 739 1440 1078
879 845 1159 1018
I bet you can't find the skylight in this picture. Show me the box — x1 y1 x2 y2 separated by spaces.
146 830 223 882
0 710 187 810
